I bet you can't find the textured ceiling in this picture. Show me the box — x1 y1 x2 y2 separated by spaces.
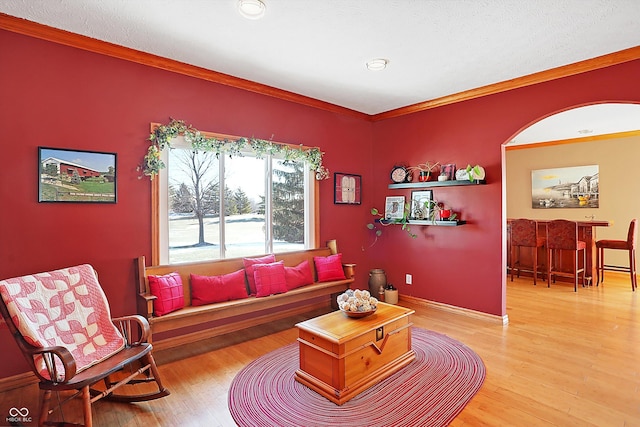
1 0 639 140
2 0 640 115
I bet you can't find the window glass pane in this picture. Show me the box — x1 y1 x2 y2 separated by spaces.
224 156 267 258
273 159 305 253
168 149 220 263
157 133 316 265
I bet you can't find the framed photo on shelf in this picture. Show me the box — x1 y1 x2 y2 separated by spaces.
441 163 456 181
334 172 362 204
38 147 117 203
410 190 433 220
384 196 405 220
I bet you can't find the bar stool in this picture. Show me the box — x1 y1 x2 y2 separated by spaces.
510 219 545 285
595 219 637 291
546 220 586 292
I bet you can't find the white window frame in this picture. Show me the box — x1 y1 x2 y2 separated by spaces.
151 130 318 265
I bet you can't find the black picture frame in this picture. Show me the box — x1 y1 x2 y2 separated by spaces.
38 147 117 203
410 190 433 220
334 172 362 205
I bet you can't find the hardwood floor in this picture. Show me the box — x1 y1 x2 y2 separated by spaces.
1 273 638 426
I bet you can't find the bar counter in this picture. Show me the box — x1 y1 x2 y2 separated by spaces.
507 218 610 285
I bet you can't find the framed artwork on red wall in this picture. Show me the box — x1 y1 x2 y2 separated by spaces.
334 172 361 205
38 147 117 203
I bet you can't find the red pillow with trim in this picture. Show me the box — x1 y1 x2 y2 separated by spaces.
284 260 314 290
190 269 248 306
313 253 346 282
253 261 288 297
243 254 276 295
148 272 184 316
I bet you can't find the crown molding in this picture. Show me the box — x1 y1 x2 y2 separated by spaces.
372 46 640 121
0 13 369 121
2 13 639 122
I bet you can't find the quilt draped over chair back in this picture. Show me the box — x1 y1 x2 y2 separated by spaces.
0 264 125 381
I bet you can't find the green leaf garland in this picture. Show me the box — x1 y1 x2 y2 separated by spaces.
139 118 329 180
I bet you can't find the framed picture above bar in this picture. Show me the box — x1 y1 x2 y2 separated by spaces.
334 172 361 204
531 165 598 209
39 147 117 203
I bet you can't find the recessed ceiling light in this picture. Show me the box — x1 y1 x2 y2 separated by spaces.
366 58 389 71
578 129 594 134
238 0 266 20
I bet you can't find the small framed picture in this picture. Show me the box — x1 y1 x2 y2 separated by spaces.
384 196 405 220
441 164 456 181
410 190 433 220
39 147 117 203
334 172 362 204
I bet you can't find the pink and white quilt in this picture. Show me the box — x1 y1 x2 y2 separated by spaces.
0 264 125 381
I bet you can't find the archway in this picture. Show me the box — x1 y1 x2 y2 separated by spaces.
502 102 640 294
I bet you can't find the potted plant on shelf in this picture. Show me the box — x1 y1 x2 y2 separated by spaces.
423 199 458 223
408 161 440 182
456 164 485 182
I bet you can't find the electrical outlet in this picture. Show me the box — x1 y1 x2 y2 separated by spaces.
405 274 412 285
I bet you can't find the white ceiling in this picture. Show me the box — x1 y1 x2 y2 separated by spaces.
2 0 640 140
510 103 640 145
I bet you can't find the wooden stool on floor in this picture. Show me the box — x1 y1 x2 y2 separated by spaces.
546 219 586 292
510 218 546 285
596 219 637 291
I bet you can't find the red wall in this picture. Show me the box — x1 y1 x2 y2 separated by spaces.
370 60 640 316
0 30 373 378
1 27 639 380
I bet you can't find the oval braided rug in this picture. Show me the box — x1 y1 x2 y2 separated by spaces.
228 327 485 427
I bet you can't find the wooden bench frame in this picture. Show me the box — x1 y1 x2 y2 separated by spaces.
135 240 355 351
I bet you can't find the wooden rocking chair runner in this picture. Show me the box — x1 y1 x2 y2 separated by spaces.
0 264 169 427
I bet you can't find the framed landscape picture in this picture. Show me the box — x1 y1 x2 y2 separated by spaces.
38 147 117 203
531 165 598 209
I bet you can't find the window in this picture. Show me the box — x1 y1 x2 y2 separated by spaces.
152 132 318 265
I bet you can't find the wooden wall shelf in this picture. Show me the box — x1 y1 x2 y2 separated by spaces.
388 179 485 189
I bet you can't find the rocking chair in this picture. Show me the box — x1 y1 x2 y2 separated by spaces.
0 264 169 427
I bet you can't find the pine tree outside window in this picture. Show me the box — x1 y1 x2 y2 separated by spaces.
153 138 317 265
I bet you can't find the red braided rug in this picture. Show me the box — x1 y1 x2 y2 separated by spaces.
228 328 485 427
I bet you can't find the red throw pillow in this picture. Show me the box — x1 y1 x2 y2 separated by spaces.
313 253 346 282
224 269 251 301
243 254 276 295
190 269 248 306
253 261 288 298
148 272 184 316
285 260 314 290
